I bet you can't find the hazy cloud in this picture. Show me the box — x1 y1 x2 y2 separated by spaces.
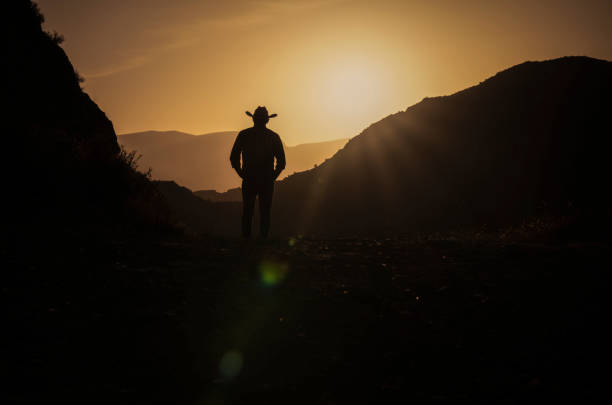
77 0 343 78
83 0 346 79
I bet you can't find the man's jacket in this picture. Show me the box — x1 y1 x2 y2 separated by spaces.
230 126 286 181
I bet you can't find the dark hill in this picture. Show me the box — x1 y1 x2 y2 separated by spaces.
118 131 347 192
154 181 240 234
269 56 612 236
7 1 118 160
5 1 167 228
194 188 241 202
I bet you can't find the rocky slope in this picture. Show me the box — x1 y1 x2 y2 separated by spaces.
6 0 166 228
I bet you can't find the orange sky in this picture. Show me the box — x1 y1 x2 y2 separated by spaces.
37 0 612 145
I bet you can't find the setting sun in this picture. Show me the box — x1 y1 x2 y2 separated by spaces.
318 57 391 120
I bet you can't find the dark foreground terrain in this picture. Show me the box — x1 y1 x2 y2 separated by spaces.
2 231 610 404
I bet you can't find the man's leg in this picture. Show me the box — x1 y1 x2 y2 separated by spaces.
258 180 274 238
241 180 256 238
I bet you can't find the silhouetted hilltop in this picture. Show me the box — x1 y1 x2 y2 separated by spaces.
194 188 241 202
286 139 350 174
7 1 118 159
5 1 167 228
119 131 347 191
154 181 239 234
267 56 612 236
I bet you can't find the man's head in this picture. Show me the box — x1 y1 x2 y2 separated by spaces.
246 106 277 126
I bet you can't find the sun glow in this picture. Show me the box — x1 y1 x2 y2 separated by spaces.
317 58 391 119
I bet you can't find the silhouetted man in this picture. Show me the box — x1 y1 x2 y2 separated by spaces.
230 106 285 238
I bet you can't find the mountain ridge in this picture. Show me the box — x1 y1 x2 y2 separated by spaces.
118 130 348 192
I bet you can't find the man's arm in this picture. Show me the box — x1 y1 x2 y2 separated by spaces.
273 134 286 180
229 132 244 178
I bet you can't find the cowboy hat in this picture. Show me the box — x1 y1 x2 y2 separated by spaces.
245 106 277 119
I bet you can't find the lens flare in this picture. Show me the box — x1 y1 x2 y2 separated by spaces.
259 260 289 287
219 350 243 379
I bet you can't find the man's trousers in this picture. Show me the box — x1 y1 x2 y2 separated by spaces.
241 179 274 238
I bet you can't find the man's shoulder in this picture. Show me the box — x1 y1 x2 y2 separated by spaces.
239 126 281 140
265 128 281 140
238 128 252 136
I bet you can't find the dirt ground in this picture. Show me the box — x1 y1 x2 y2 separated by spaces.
2 231 610 403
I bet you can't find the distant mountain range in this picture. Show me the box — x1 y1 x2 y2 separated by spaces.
158 56 612 236
118 130 347 192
